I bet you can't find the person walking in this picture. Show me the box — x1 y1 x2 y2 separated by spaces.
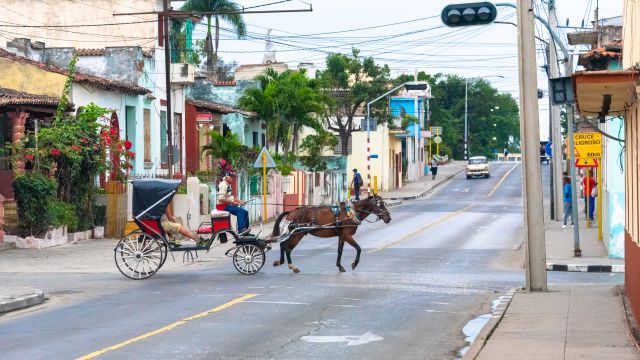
217 173 250 234
562 176 573 228
582 170 596 221
503 147 509 161
351 168 363 200
430 157 438 180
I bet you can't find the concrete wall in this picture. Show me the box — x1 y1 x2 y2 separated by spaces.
602 118 625 258
623 0 640 69
235 63 288 81
347 128 403 192
0 58 66 97
1 1 161 50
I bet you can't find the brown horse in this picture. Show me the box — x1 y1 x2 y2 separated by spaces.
270 195 392 273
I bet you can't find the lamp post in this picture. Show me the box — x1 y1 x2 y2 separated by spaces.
464 76 504 160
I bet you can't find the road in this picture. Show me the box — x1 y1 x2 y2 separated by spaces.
0 162 622 360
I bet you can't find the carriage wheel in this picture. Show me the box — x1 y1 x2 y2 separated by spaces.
232 244 265 275
115 232 167 280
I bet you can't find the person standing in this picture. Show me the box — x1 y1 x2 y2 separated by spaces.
217 174 250 234
562 176 573 228
430 157 438 180
582 170 596 221
351 169 363 200
503 147 509 161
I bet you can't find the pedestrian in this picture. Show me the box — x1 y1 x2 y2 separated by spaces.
430 157 438 180
503 147 509 161
562 176 573 228
582 170 596 221
351 168 363 200
217 173 250 234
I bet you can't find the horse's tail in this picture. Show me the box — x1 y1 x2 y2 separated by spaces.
271 211 290 237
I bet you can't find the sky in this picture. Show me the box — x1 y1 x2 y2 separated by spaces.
182 0 623 140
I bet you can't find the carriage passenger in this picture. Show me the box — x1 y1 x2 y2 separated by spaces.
161 200 205 247
218 174 251 235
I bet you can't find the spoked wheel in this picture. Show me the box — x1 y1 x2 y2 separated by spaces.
233 244 265 275
115 232 167 279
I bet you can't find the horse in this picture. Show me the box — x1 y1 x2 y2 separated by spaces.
270 195 392 273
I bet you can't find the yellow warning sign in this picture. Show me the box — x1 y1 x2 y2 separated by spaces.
573 132 602 158
575 157 598 168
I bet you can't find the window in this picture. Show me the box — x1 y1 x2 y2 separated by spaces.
0 114 11 170
253 131 259 147
143 109 151 163
125 106 136 144
261 134 266 148
160 111 168 165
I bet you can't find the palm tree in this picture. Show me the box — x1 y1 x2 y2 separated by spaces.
201 131 242 169
181 0 247 77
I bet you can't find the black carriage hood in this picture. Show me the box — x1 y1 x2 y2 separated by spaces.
132 179 182 219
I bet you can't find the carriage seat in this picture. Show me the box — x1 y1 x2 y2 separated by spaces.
196 209 232 234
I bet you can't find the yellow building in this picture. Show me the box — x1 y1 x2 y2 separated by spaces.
347 128 404 193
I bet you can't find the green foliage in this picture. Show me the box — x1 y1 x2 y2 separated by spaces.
201 131 242 164
49 200 79 232
239 68 323 153
401 115 418 129
93 204 107 227
317 49 391 155
299 131 338 172
273 152 297 176
12 174 56 237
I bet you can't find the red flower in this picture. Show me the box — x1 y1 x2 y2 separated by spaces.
110 128 118 136
124 140 132 150
71 145 81 152
51 148 61 156
127 151 135 158
25 154 35 161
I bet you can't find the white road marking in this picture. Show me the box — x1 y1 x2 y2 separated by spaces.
300 332 384 346
243 300 308 305
431 302 450 305
329 304 361 308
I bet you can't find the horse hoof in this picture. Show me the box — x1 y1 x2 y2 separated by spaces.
352 262 358 270
292 267 301 273
273 260 281 267
338 266 346 273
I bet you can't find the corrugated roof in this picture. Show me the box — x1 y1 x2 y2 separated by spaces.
0 48 151 95
186 98 256 117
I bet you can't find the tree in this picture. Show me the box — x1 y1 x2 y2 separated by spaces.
239 68 323 153
300 131 339 172
201 131 242 165
317 49 391 155
181 0 246 77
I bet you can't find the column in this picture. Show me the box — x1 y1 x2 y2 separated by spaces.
8 112 29 175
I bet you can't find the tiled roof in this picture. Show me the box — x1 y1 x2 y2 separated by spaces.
0 87 73 109
0 48 151 95
76 48 105 56
186 98 256 117
214 80 237 86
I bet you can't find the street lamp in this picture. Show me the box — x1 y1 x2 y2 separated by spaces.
464 76 504 160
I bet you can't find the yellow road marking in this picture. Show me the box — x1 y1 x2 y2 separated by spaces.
367 204 474 253
487 163 519 198
76 293 257 360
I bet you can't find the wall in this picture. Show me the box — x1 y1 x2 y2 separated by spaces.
623 0 640 70
1 1 161 50
235 63 288 81
347 128 402 192
602 118 625 258
0 58 66 97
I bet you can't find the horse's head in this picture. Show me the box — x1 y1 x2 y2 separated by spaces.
367 195 392 224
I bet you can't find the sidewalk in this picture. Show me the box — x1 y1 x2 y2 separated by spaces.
467 203 637 359
379 160 466 201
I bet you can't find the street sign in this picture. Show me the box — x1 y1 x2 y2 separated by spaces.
545 142 552 156
253 147 276 168
430 126 443 135
370 154 379 159
434 135 442 144
573 132 602 158
575 158 598 168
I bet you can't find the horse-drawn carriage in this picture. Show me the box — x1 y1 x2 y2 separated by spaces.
114 179 392 279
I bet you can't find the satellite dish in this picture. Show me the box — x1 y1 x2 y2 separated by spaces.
161 145 180 165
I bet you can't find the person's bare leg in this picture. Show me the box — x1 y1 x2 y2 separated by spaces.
179 226 198 241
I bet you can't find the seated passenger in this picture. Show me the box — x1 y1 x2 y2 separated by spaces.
217 173 250 234
161 200 205 247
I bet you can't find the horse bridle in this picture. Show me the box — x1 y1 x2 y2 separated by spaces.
355 198 390 222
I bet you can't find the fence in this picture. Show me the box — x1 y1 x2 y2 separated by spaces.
105 181 127 238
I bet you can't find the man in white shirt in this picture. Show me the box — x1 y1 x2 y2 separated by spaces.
217 174 250 234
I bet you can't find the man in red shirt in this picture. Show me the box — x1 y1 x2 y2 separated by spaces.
582 172 596 221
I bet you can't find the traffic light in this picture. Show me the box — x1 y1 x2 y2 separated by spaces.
441 2 498 27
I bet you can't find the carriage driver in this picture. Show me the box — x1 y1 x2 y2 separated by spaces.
218 173 251 235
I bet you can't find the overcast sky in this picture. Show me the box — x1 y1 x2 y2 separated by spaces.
180 0 623 140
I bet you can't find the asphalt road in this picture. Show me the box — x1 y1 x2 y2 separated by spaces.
0 162 623 360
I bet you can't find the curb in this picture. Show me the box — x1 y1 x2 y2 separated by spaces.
0 242 16 252
0 289 45 314
383 168 465 201
386 200 403 208
463 288 518 360
546 263 624 273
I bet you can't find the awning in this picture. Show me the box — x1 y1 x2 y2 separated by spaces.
572 70 638 118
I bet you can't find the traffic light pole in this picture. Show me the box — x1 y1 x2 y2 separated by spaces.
517 0 547 292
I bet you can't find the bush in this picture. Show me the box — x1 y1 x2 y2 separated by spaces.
49 200 79 232
13 174 56 237
93 204 106 227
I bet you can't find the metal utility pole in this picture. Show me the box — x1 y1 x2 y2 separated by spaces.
549 0 563 221
414 70 420 176
517 0 547 291
464 79 469 160
163 0 174 178
566 57 581 256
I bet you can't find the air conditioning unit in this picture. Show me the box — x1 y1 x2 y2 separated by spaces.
170 63 195 85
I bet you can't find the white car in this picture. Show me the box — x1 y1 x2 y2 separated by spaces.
466 156 490 179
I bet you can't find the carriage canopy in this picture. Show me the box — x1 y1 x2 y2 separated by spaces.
132 179 182 220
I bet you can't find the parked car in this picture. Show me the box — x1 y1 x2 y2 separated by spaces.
466 156 490 179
